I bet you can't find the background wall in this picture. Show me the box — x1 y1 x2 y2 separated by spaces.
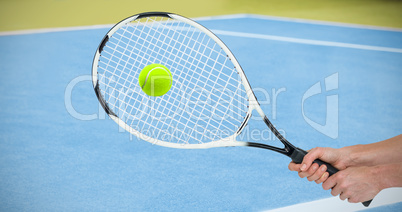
1 0 402 32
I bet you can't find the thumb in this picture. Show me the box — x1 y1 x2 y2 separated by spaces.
300 147 327 171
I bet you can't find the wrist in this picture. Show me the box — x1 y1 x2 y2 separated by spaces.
344 144 377 167
372 163 402 190
341 145 363 167
372 165 388 191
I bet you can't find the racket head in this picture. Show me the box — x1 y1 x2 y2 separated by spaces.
92 12 263 149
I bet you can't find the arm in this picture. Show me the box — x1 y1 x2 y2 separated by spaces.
346 134 402 167
288 134 402 182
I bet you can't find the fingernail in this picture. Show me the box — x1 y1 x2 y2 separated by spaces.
301 164 306 171
312 165 317 171
321 166 326 171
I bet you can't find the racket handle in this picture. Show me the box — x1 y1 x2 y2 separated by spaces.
290 148 372 207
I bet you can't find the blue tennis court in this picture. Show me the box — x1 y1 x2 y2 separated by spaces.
0 14 401 211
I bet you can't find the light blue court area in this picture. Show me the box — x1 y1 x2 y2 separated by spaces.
0 14 401 211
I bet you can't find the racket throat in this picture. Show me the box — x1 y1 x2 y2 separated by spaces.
245 115 302 157
289 148 308 164
246 142 290 155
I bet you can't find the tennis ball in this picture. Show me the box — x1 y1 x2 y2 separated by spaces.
138 64 172 96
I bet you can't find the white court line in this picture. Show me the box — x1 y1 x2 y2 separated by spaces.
267 187 402 212
212 29 402 53
245 14 402 32
196 14 402 32
2 23 401 54
0 24 113 36
1 14 401 54
194 14 249 21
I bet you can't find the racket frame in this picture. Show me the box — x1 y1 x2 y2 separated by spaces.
92 12 258 149
92 12 297 154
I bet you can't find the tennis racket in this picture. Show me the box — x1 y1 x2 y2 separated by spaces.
92 12 372 207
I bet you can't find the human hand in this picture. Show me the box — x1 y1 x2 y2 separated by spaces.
288 147 351 183
323 166 382 203
288 161 330 184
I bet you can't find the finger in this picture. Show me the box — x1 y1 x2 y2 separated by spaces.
308 164 327 182
305 163 320 181
322 175 337 190
300 147 325 171
298 171 308 178
288 162 301 171
315 172 329 184
331 183 342 197
298 163 320 178
339 192 350 201
297 166 314 178
348 197 359 203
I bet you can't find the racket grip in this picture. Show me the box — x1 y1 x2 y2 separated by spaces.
311 158 339 176
290 148 339 175
290 148 372 207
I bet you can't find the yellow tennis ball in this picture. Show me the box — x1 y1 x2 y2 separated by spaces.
138 64 172 96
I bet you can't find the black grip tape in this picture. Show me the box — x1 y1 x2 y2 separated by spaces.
290 148 339 175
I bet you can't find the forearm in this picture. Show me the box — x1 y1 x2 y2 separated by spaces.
345 134 402 167
374 162 402 189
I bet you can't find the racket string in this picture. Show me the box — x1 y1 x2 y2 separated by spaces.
99 45 247 116
97 16 249 144
106 30 242 91
99 57 245 130
100 23 247 118
101 41 245 141
131 19 226 143
117 18 242 88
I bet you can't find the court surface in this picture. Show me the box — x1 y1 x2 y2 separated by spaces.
0 14 401 211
